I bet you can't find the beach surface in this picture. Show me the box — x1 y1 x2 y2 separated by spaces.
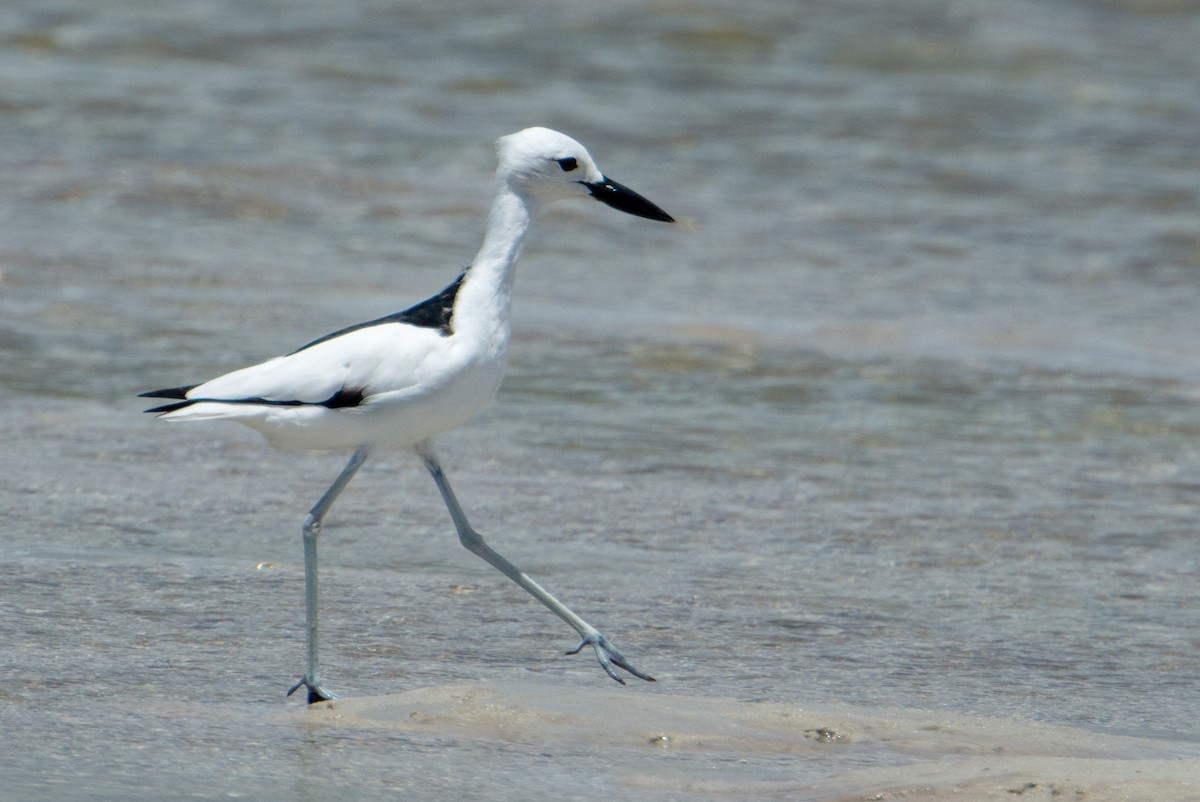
294 683 1200 800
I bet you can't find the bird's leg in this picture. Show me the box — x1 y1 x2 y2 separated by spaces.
287 446 370 704
416 441 653 684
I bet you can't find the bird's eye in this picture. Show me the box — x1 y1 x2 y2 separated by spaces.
556 157 579 172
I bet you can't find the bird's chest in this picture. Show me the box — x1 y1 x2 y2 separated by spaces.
440 339 509 412
390 325 509 407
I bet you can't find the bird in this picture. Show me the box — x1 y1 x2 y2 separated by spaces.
140 127 675 703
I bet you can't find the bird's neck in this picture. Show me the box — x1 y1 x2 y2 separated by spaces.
452 184 535 344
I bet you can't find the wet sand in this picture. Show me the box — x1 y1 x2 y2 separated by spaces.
294 682 1200 800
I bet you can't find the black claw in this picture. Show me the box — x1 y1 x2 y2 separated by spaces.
612 656 656 683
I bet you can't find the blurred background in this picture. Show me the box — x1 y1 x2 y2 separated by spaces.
2 1 1198 799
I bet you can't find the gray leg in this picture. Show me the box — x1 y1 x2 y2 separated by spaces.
287 446 370 703
416 440 653 684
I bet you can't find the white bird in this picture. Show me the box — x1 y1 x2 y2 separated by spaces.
141 127 674 703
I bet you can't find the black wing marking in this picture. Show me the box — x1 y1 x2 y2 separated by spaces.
142 386 366 415
319 386 366 409
290 270 465 355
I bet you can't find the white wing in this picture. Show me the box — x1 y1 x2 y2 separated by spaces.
176 321 448 408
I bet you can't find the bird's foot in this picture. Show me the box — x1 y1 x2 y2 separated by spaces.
565 632 655 684
286 676 338 704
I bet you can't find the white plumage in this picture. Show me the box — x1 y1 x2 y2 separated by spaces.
141 127 674 702
159 319 497 451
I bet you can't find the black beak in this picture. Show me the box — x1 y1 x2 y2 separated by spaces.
585 177 675 223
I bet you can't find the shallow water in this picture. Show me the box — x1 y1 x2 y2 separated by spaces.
3 0 1200 799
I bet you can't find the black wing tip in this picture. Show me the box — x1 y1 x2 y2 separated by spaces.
139 385 197 414
143 400 194 414
139 385 196 400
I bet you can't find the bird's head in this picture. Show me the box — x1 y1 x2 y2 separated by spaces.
495 127 674 223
